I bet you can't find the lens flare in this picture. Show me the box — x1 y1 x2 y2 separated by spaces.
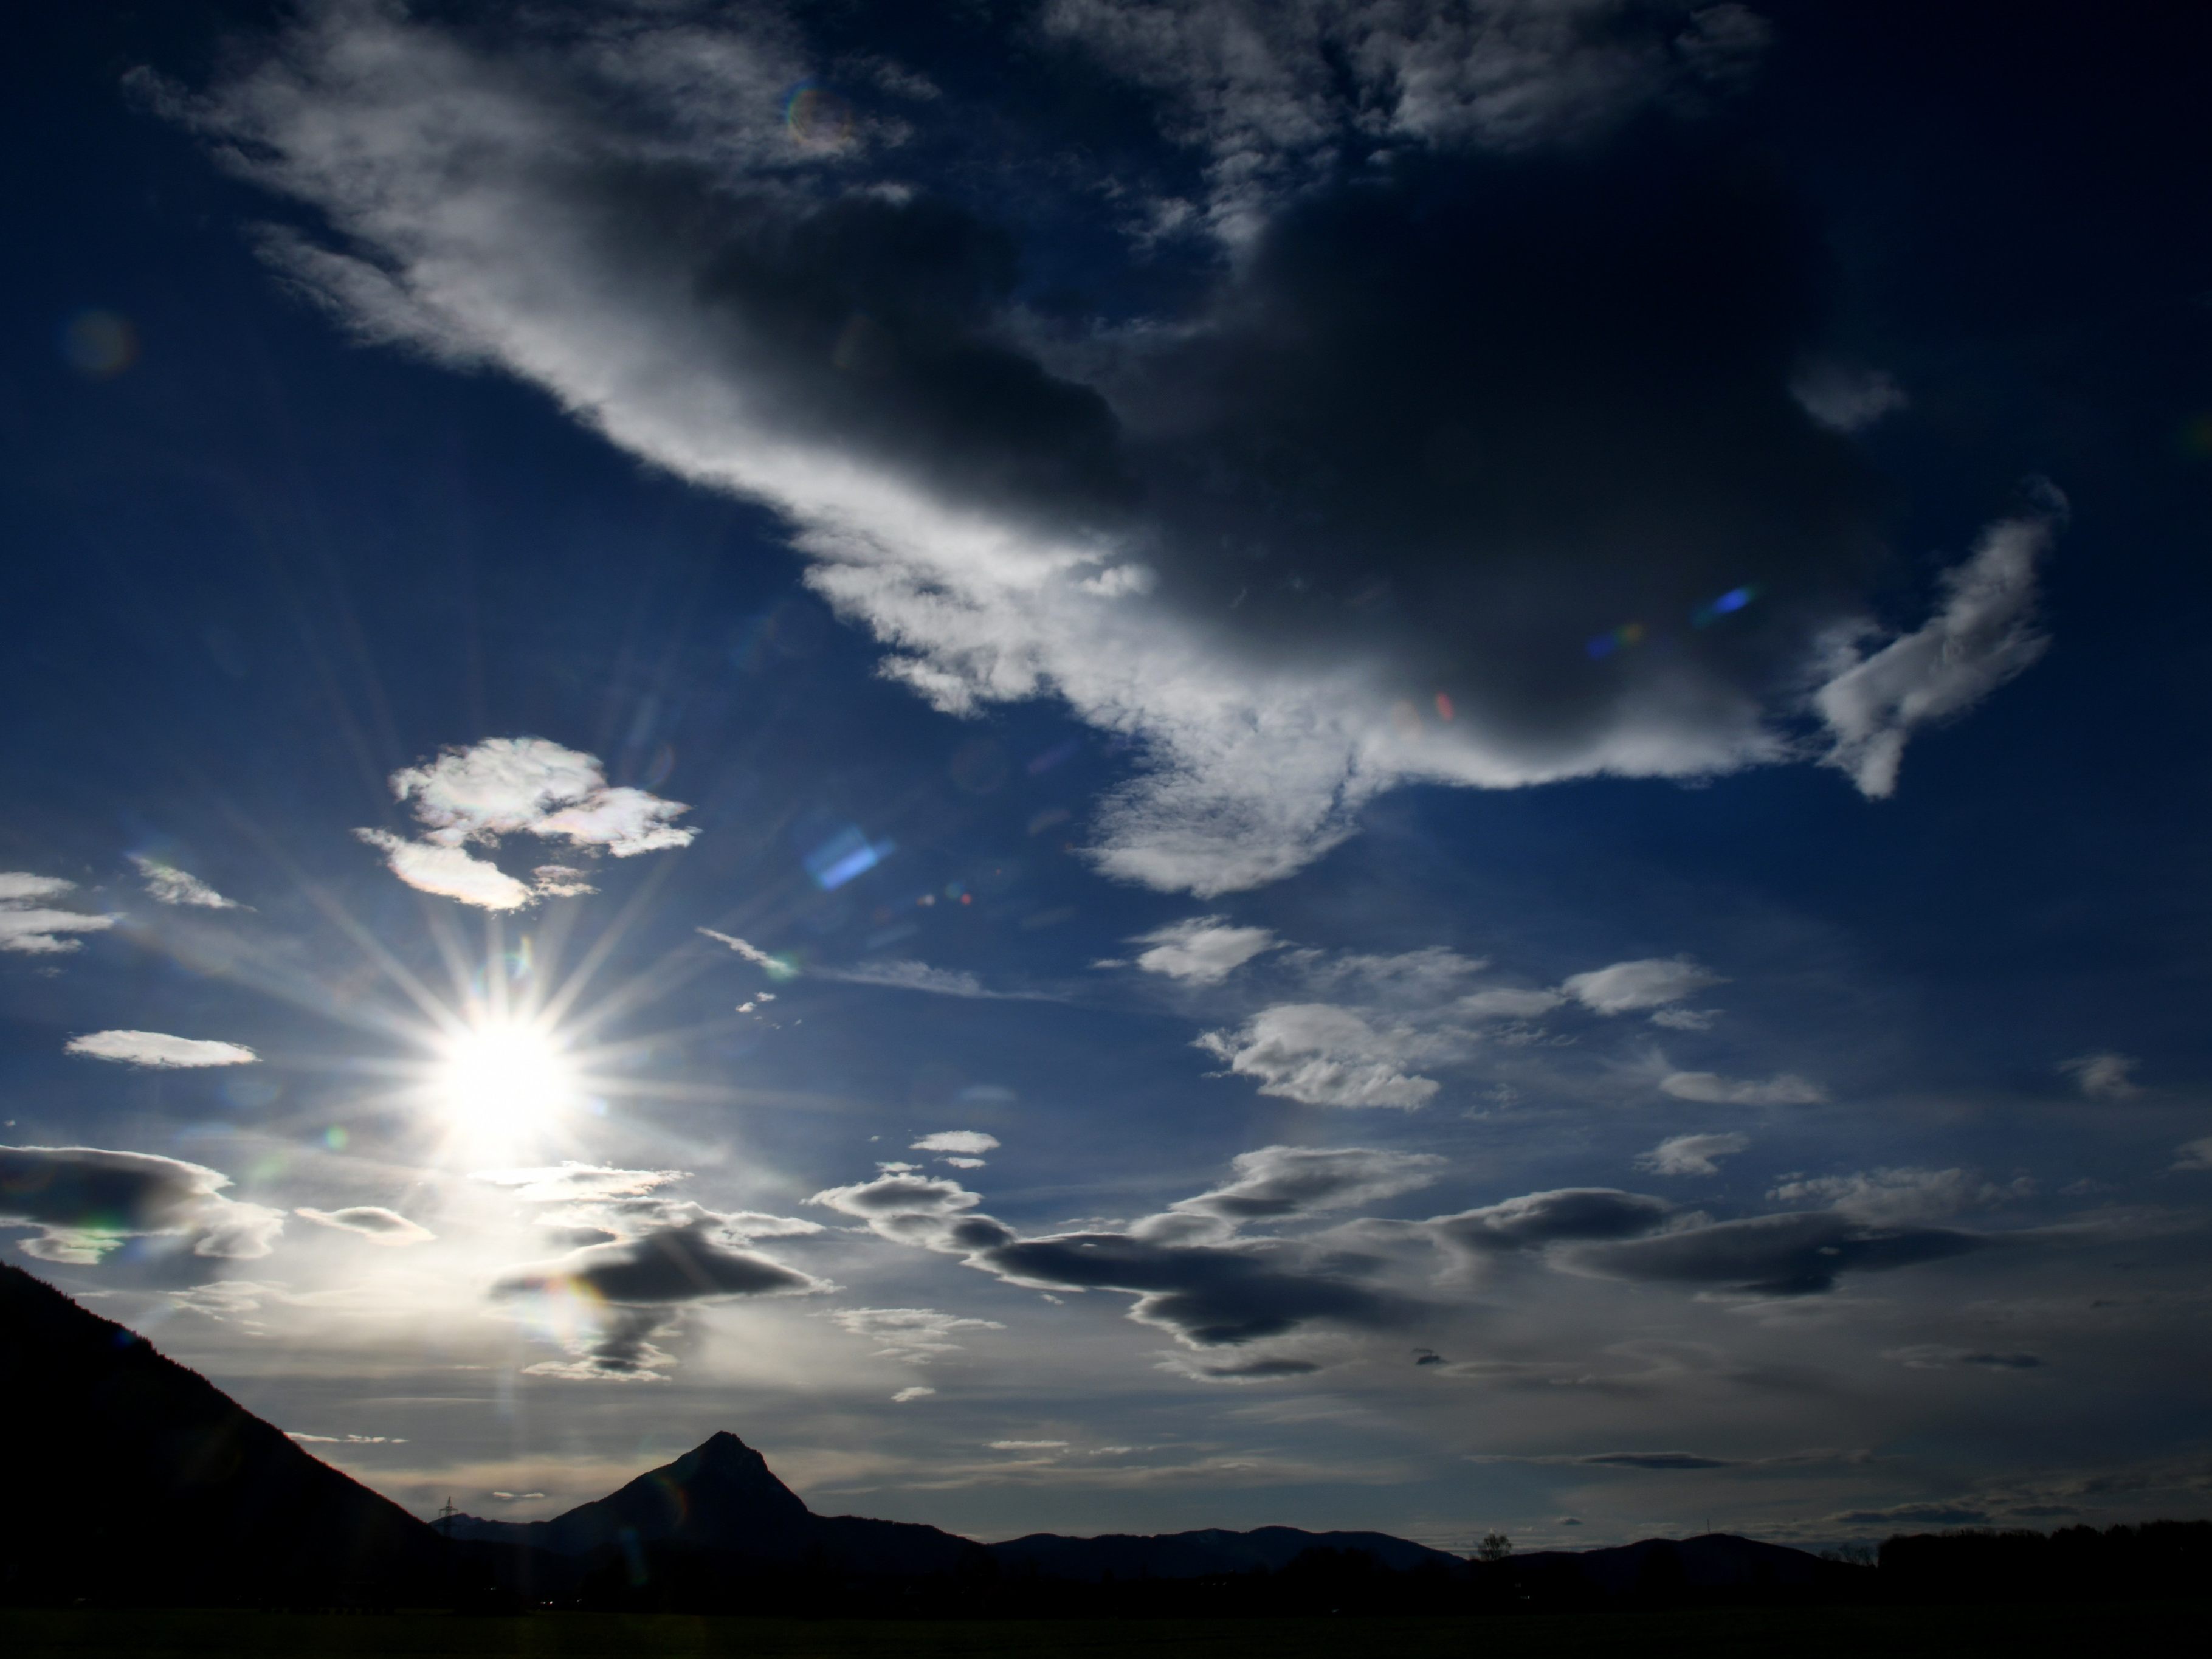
436 1019 573 1143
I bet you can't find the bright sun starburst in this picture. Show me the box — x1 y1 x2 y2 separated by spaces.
435 1019 574 1143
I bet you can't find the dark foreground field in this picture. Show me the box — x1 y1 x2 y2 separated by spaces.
5 1603 2204 1658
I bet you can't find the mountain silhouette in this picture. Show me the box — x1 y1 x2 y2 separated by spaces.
0 1263 444 1604
1507 1532 1839 1596
449 1431 984 1578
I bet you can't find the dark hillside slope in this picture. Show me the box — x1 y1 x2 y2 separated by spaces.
990 1525 1464 1581
0 1263 445 1605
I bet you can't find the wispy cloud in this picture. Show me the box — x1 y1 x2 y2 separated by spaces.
128 854 244 909
65 1030 259 1069
0 873 115 955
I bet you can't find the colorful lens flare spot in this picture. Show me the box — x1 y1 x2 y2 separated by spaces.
804 824 895 891
783 81 855 150
60 309 137 378
2180 413 2212 458
323 1125 348 1151
1586 621 1646 660
1691 585 1759 627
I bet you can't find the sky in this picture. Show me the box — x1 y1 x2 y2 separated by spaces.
4 0 2210 1554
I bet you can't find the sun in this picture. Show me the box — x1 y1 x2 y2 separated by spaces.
435 1018 574 1143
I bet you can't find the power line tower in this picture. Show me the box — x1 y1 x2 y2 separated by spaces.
437 1495 459 1539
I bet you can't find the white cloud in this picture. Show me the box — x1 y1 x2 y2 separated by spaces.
828 1306 1005 1363
1196 1003 1441 1109
354 830 535 911
891 1385 936 1402
359 737 696 909
1636 1132 1749 1176
912 1131 1001 1157
287 1431 409 1444
2173 1137 2212 1173
1562 957 1723 1015
294 1205 435 1246
1171 1144 1445 1221
1659 1070 1825 1106
0 874 115 956
1767 1167 2019 1227
991 1440 1070 1451
1816 505 2061 798
698 928 793 974
472 1162 687 1203
2059 1052 2141 1102
128 854 244 909
816 960 1021 998
64 1030 259 1069
1125 916 1279 983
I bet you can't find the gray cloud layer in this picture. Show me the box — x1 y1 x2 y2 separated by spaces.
167 1 2057 895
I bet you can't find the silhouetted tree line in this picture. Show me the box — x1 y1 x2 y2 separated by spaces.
1878 1521 2212 1604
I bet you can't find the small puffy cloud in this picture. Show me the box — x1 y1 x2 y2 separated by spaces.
1568 1210 1981 1295
1196 1004 1440 1109
1562 957 1723 1015
1660 1070 1825 1106
0 874 115 956
912 1131 1000 1157
360 737 696 909
65 1030 259 1069
1817 504 2061 799
891 1385 936 1402
2059 1052 2141 1102
1636 1133 1749 1177
355 831 535 911
0 1144 284 1263
1125 916 1279 984
128 854 244 909
294 1205 435 1246
1790 364 1908 433
828 1306 1004 1363
1171 1145 1444 1223
2169 1137 2212 1172
1430 1188 1672 1257
1766 1167 2014 1227
1454 986 1566 1021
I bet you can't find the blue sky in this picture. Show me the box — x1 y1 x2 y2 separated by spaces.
4 0 2210 1551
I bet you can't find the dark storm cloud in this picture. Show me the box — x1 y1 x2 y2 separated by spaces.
1582 1451 1735 1469
493 1220 830 1306
813 1164 1412 1349
981 1229 1413 1347
1430 1187 1675 1254
178 2 2061 894
0 1144 284 1263
1568 1210 1983 1295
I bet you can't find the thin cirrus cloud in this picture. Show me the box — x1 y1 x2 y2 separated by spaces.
64 1030 260 1069
163 3 2058 898
354 737 697 911
128 853 244 909
1636 1133 1750 1177
2059 1052 2141 1101
1659 1070 1826 1106
0 873 115 956
294 1205 435 1246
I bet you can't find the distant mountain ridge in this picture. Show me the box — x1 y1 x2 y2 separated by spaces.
2 1268 1873 1612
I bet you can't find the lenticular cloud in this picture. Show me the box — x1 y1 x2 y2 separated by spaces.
176 3 2058 895
354 737 696 909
